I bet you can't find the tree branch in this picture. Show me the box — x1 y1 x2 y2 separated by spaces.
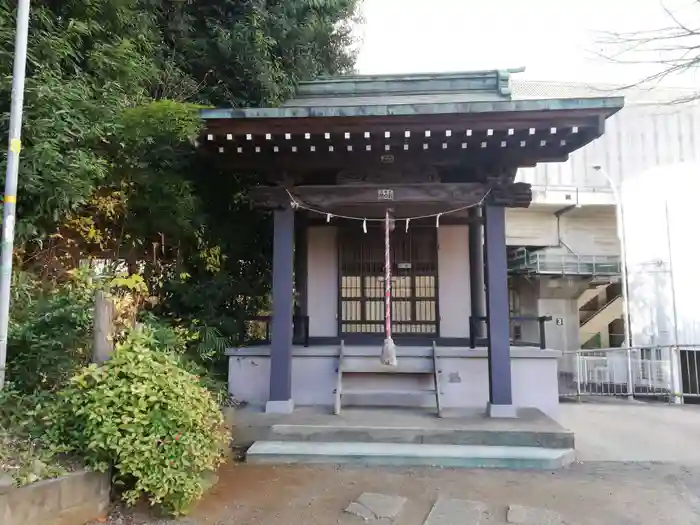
595 1 700 101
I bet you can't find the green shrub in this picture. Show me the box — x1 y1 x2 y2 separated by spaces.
0 431 69 487
137 312 232 406
0 384 72 487
46 327 230 515
7 270 95 393
0 382 52 434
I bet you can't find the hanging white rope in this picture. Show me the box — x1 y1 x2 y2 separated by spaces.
284 188 492 225
380 209 398 367
284 186 492 367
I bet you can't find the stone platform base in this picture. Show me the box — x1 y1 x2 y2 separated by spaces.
232 406 576 470
247 441 575 470
229 405 574 448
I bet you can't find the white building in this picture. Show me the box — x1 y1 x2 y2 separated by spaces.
507 79 700 367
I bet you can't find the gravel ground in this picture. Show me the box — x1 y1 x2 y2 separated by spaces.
90 460 700 525
89 403 700 524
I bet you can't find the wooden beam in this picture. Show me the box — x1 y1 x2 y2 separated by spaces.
250 181 533 210
253 183 488 209
298 183 489 206
489 182 533 208
201 141 585 174
202 122 594 155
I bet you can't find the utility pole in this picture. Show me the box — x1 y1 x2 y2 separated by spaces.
593 165 634 399
664 201 682 403
0 0 31 391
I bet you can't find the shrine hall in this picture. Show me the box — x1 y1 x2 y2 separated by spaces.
199 69 623 418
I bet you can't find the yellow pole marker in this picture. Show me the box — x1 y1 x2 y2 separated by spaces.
3 196 16 204
9 139 20 154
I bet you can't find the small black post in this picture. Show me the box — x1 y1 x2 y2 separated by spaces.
469 317 476 348
539 317 547 350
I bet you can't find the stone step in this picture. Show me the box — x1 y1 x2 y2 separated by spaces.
268 422 575 449
246 441 576 470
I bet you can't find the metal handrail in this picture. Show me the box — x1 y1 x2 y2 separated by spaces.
509 248 621 276
469 315 552 349
562 344 700 355
528 184 614 194
247 315 310 347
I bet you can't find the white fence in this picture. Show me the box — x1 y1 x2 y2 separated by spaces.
559 345 700 402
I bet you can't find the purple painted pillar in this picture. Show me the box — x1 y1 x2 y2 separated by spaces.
483 204 515 418
267 208 295 414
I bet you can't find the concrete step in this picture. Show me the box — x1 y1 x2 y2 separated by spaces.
268 422 575 449
340 390 438 408
246 441 576 470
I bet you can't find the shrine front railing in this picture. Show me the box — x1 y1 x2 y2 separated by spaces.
469 315 552 350
246 315 310 347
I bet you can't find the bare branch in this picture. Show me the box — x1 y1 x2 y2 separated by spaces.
594 0 700 101
662 0 699 36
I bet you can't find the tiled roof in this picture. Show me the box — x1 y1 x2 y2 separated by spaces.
511 79 699 104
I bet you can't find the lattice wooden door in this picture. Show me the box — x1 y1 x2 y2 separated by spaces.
338 225 438 337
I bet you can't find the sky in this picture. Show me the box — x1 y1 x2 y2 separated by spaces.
354 0 700 87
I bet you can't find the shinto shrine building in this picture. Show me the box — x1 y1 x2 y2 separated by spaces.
201 70 623 418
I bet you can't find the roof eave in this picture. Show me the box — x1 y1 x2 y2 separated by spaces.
200 96 624 121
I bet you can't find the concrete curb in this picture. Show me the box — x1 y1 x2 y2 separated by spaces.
0 470 110 525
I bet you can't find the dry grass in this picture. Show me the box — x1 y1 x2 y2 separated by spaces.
0 430 78 486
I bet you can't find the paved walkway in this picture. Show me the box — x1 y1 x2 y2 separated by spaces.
556 401 700 463
95 402 700 525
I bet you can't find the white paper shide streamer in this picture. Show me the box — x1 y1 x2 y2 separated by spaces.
284 188 493 367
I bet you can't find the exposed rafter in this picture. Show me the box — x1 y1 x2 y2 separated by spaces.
198 70 624 211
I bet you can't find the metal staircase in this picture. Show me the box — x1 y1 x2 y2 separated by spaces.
579 296 623 346
577 284 607 309
334 340 444 417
